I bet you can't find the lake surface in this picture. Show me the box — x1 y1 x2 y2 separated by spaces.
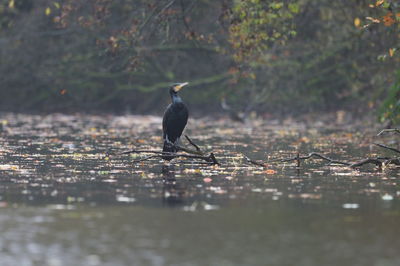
0 113 399 266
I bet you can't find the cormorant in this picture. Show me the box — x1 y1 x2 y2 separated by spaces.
162 82 189 160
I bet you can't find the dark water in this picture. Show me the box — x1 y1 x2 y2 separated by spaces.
0 114 399 266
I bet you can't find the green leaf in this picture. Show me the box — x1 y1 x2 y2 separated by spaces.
288 3 300 14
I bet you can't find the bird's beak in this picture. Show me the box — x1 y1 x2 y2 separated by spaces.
174 82 189 92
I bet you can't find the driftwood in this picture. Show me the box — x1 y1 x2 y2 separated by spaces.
118 135 219 165
377 128 400 136
374 143 400 154
244 128 400 170
244 152 399 169
114 128 399 171
125 150 219 164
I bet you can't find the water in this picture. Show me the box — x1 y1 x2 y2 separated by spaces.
0 113 399 266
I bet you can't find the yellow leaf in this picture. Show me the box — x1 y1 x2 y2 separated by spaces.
389 48 395 57
354 18 361 27
53 2 60 9
8 0 15 9
375 0 385 7
45 7 51 16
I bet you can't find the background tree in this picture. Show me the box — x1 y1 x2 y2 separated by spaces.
0 0 398 123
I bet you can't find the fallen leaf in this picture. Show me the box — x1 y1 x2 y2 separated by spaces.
354 18 361 27
203 177 212 183
264 169 277 175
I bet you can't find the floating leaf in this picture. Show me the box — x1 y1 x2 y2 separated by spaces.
354 18 361 27
203 177 212 183
264 169 277 175
45 7 51 16
389 48 395 57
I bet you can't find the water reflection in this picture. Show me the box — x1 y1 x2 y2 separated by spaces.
161 165 185 206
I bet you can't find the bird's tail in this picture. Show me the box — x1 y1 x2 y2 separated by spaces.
162 141 176 160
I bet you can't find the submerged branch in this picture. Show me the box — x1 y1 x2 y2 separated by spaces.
243 151 400 170
276 152 351 166
122 149 219 164
116 128 400 171
350 158 383 168
117 136 218 165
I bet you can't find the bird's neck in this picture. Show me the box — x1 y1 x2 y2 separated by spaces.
171 93 182 104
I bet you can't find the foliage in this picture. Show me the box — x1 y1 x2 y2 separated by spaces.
363 0 400 125
379 70 400 124
228 0 299 63
0 0 399 117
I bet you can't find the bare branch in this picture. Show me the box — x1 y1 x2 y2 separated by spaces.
274 152 351 166
243 155 267 167
374 143 400 154
185 135 201 152
118 149 219 165
350 158 383 168
377 128 400 136
243 152 399 170
384 158 400 165
133 155 160 163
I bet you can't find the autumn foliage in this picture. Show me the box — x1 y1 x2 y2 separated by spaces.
0 0 398 122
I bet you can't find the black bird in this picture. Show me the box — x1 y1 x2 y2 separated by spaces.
162 82 189 160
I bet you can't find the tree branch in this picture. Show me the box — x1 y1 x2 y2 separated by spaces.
243 152 400 169
117 135 218 165
350 158 383 168
243 155 268 167
272 152 351 166
377 128 400 136
125 149 219 164
185 135 201 152
374 143 400 154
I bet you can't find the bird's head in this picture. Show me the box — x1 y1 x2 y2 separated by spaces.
170 82 189 94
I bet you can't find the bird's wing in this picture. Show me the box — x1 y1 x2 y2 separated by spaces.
162 104 173 140
162 103 188 143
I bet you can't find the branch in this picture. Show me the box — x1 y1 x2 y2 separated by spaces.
133 155 160 162
374 143 400 154
185 135 201 152
350 158 383 168
272 152 351 166
126 149 218 164
377 128 400 136
118 148 219 165
243 152 400 169
175 145 204 155
243 155 267 167
384 158 400 166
